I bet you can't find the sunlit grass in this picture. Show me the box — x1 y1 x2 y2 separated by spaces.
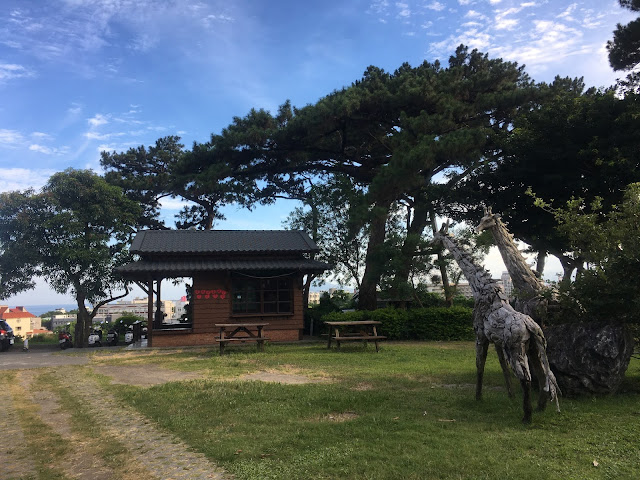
100 342 640 480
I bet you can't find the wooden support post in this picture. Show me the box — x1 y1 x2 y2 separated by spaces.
147 279 153 348
155 279 163 329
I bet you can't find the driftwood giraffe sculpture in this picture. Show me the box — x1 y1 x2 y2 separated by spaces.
476 207 555 326
433 222 560 423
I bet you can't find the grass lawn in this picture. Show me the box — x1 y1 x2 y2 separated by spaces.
103 342 640 480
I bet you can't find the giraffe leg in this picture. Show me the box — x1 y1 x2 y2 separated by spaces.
495 345 514 398
528 347 549 412
475 339 489 401
520 379 533 424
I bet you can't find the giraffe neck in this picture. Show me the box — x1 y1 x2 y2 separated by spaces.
490 218 546 296
437 234 496 296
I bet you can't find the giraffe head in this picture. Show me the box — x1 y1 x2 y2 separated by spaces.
476 206 501 233
432 220 450 245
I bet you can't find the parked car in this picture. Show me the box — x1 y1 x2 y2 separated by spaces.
0 320 15 352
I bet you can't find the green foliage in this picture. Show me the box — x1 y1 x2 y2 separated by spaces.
29 333 58 344
305 292 345 332
607 0 640 90
114 314 144 333
322 306 474 341
534 183 640 324
283 175 368 288
0 169 141 346
449 79 640 279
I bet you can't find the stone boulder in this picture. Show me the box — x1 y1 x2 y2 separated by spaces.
543 322 635 396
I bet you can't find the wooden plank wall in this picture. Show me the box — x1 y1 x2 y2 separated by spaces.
154 272 304 346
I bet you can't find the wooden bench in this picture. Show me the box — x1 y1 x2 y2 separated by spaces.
214 323 269 355
325 321 386 352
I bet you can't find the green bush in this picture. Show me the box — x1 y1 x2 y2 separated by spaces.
29 333 58 344
321 306 473 341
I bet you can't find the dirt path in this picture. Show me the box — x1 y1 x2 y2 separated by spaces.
3 366 230 480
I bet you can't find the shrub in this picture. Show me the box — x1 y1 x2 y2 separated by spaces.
320 306 473 341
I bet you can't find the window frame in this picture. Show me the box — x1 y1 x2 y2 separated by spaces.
231 274 294 315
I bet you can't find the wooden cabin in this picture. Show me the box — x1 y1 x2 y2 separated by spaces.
117 230 329 347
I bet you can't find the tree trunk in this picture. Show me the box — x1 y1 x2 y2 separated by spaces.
74 294 92 348
358 201 391 310
559 257 577 288
429 209 453 307
535 250 547 277
393 195 429 290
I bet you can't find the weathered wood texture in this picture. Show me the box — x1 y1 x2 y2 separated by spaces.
434 223 560 423
154 274 304 346
476 207 557 326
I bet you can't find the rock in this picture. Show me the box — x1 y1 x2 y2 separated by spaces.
544 322 635 396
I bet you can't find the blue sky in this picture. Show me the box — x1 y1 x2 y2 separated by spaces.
0 0 635 306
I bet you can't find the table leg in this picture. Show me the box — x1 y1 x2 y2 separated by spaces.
335 327 341 350
219 327 226 356
373 325 380 352
257 326 264 352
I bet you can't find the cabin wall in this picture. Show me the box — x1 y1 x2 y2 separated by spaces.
152 272 304 347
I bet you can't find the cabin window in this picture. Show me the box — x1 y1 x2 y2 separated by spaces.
232 276 292 314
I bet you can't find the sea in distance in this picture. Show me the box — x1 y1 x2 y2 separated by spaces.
19 304 79 316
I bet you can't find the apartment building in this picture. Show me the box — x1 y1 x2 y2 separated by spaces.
0 305 42 337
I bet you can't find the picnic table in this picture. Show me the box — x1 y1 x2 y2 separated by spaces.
325 320 386 352
214 322 269 355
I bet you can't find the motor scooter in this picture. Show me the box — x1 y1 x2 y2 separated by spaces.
124 326 134 344
59 324 73 350
106 328 118 346
88 328 102 347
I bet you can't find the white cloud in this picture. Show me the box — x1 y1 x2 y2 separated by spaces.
396 2 411 17
28 144 69 155
458 0 472 4
489 0 502 4
0 167 55 192
495 18 518 30
0 129 25 146
426 2 446 11
67 103 83 115
465 10 488 21
84 131 125 140
88 113 109 127
557 3 577 21
0 63 33 81
129 33 157 52
29 144 53 154
31 132 53 140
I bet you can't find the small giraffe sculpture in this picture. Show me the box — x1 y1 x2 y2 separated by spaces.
433 222 560 423
476 206 555 326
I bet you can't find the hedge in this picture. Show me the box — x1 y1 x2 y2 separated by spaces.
321 306 474 341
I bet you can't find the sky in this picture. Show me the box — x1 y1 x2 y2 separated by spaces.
0 0 635 306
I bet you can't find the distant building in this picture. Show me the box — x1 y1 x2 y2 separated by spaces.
500 271 514 297
0 305 42 337
95 297 176 322
51 314 77 330
308 291 321 305
426 283 474 299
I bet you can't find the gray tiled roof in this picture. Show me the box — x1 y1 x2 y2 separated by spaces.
130 230 319 255
116 258 331 277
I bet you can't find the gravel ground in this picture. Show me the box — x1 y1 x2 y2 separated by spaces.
3 349 230 480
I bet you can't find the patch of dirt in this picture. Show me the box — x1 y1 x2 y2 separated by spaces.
15 370 115 480
91 364 206 386
320 412 359 422
431 383 505 391
239 370 328 384
351 382 374 391
0 378 35 479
